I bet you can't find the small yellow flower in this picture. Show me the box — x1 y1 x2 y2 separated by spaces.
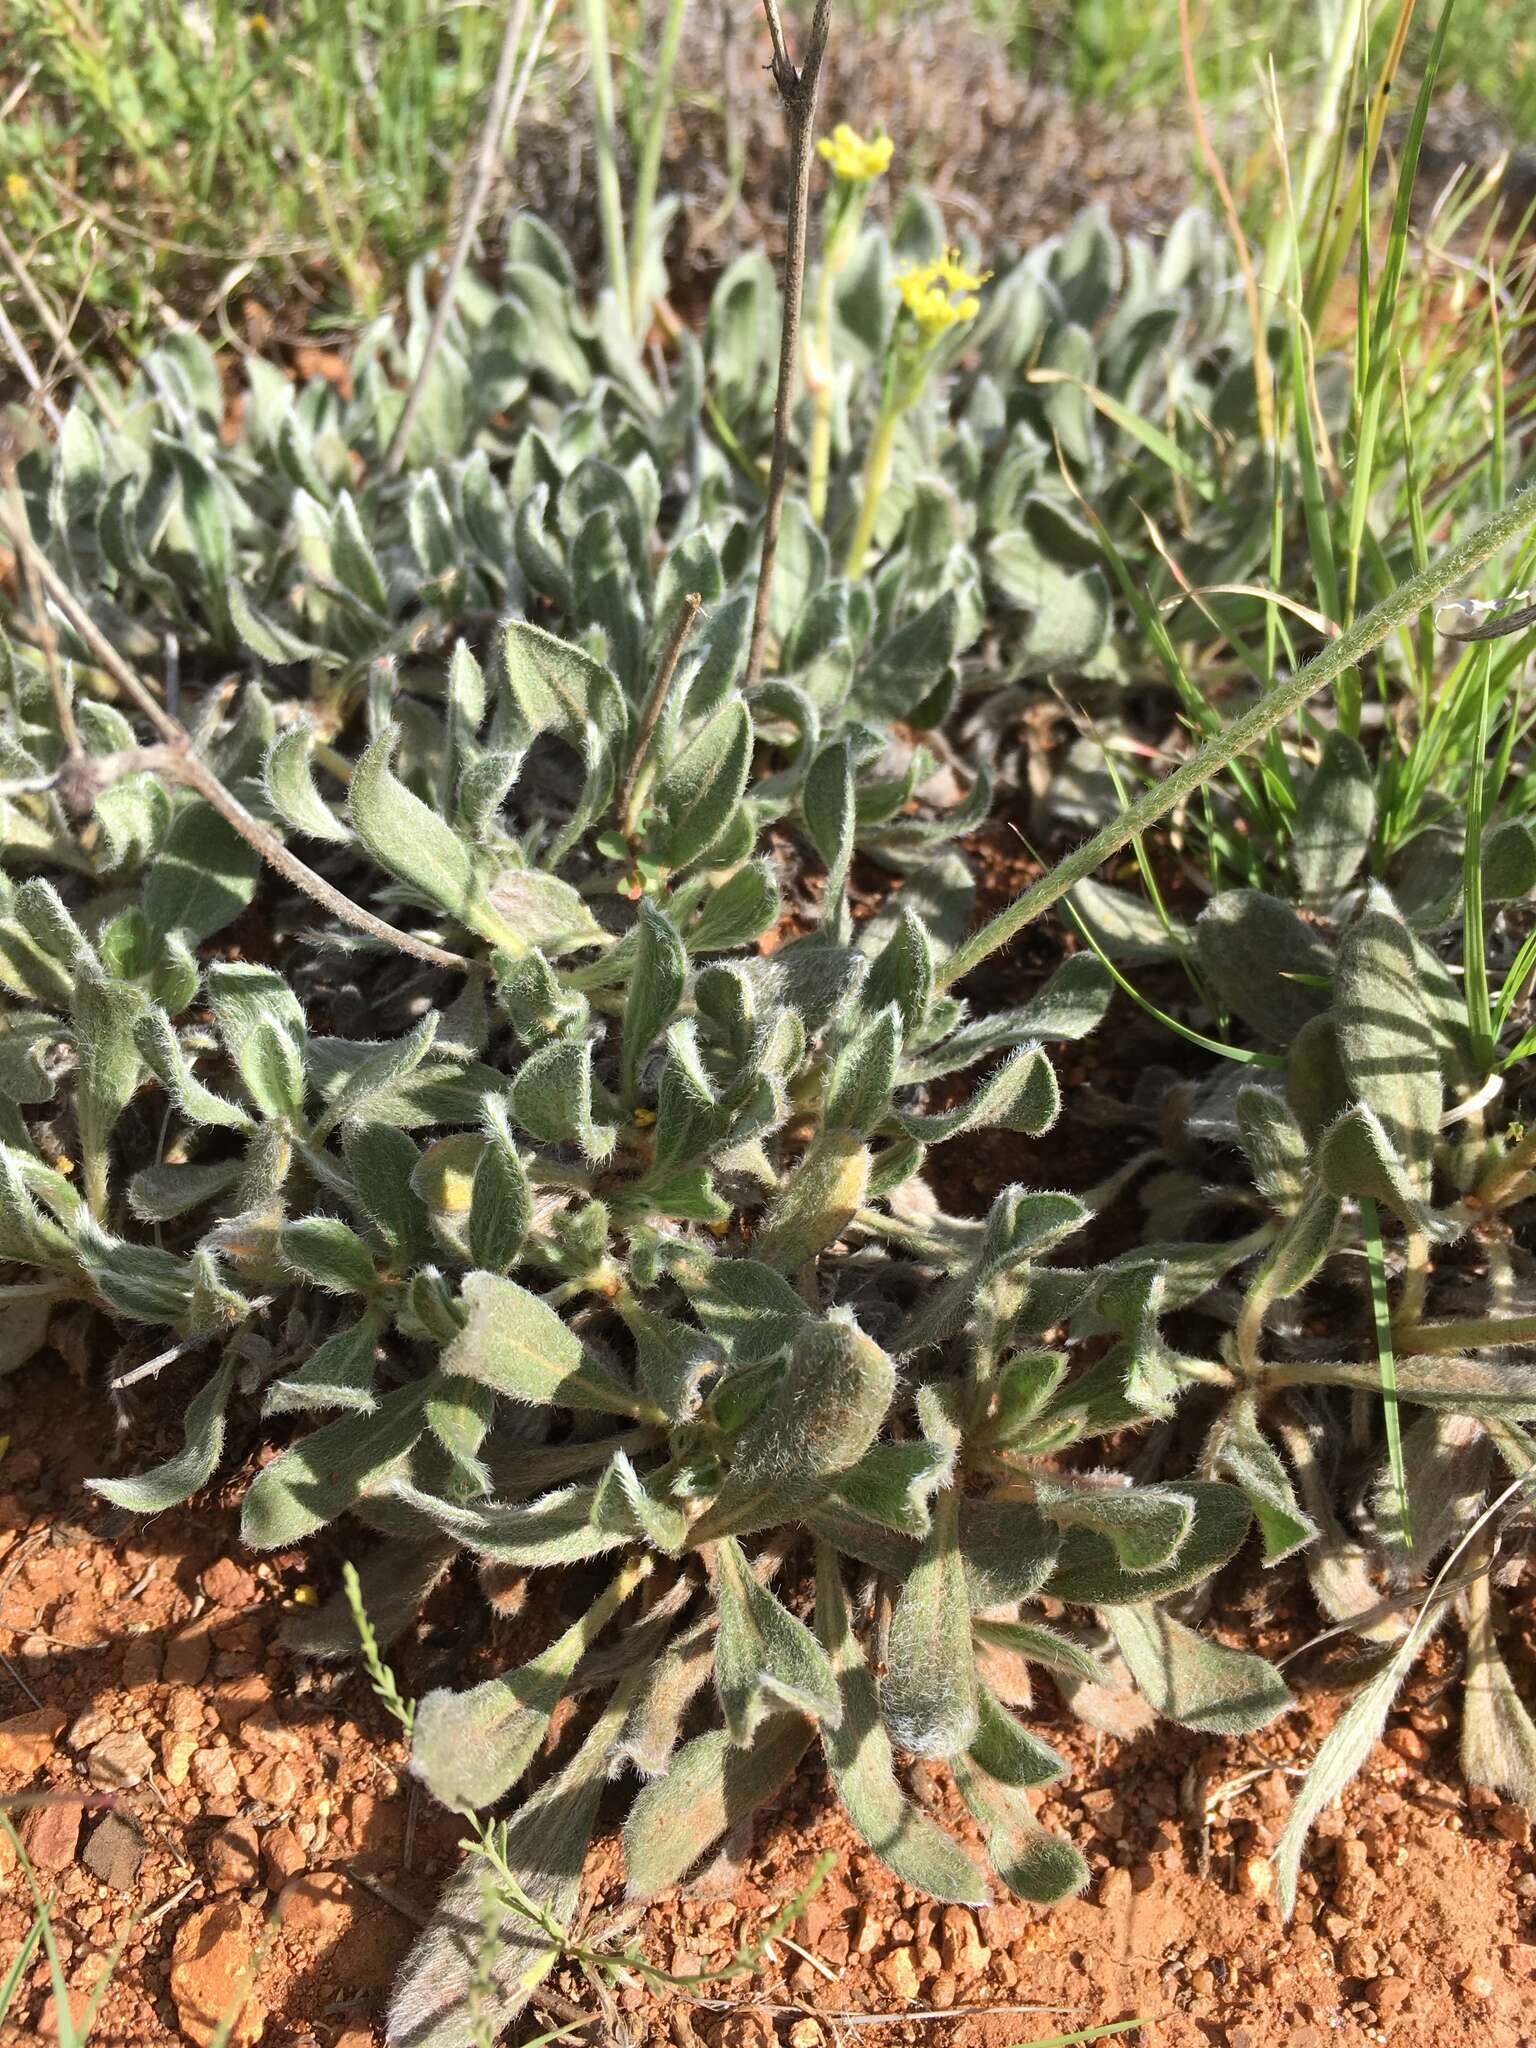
937 248 988 294
633 1106 657 1127
895 247 990 340
706 1216 732 1237
817 124 893 184
288 1583 319 1607
5 173 29 203
247 10 272 35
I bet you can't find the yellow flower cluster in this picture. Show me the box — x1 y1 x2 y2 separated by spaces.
817 123 894 184
895 248 990 339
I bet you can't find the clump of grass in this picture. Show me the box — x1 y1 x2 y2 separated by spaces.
1 0 513 334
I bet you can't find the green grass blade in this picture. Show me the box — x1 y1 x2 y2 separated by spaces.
1005 2023 1150 2048
1463 644 1496 1073
1063 902 1283 1070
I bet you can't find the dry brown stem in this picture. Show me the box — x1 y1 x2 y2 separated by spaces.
743 0 833 687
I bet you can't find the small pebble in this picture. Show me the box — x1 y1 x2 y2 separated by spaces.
86 1728 154 1789
876 1945 921 2002
83 1812 147 1891
66 1707 115 1753
206 1818 262 1893
1236 1853 1273 1900
1098 1866 1132 1911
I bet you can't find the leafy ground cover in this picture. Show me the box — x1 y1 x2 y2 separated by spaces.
3 1 1536 2045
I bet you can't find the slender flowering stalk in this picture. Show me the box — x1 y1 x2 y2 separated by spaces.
843 246 988 578
807 124 892 523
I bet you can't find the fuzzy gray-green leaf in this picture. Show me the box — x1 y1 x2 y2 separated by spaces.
264 1313 382 1415
466 1107 531 1272
1462 1578 1536 1808
1482 818 1536 903
264 725 351 842
898 1043 1058 1141
1193 890 1334 1043
1333 889 1442 1195
1033 1477 1195 1571
444 1272 658 1418
412 1564 645 1813
624 1715 815 1898
655 700 752 873
1320 1102 1450 1235
968 1683 1068 1788
241 1380 431 1548
881 1491 978 1757
1107 1603 1290 1734
622 900 687 1106
687 860 781 952
1293 729 1375 909
951 1750 1088 1903
144 801 261 945
1208 1395 1316 1563
387 1691 626 2048
279 1215 380 1294
1274 1592 1450 1916
714 1535 840 1744
815 1547 987 1902
689 1311 895 1544
754 1130 870 1273
824 1004 902 1134
89 1356 236 1511
1047 1482 1252 1604
350 728 492 934
1235 1085 1310 1212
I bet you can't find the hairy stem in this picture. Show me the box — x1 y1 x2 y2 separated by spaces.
806 259 836 524
1395 1312 1536 1356
842 398 898 580
1474 1119 1536 1210
937 479 1536 992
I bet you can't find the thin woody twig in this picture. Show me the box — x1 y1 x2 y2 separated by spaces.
619 592 704 840
744 0 833 687
382 0 531 478
759 0 793 75
11 502 80 760
0 295 65 434
0 507 480 977
0 221 125 430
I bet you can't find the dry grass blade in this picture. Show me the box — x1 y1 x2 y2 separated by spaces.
382 0 533 479
744 0 833 686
